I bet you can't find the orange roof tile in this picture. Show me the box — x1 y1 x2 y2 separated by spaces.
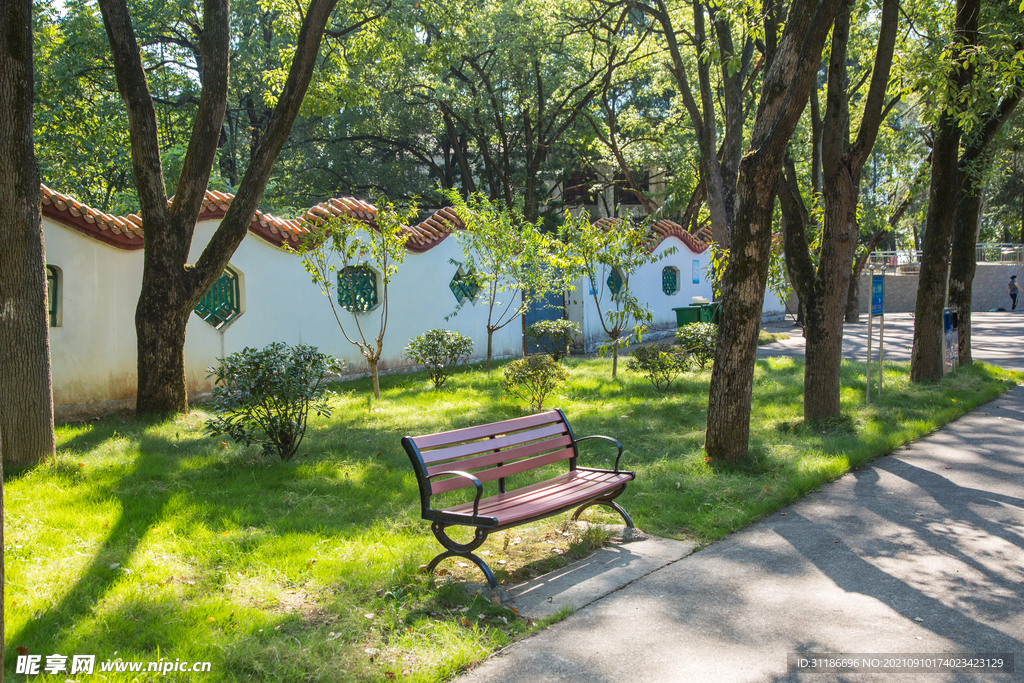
39 184 463 253
590 216 709 254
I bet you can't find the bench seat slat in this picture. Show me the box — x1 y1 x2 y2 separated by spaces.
412 411 563 450
425 434 574 479
417 421 568 464
441 469 633 527
428 447 574 494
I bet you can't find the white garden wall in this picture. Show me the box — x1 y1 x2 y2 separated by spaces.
44 216 521 411
42 186 720 413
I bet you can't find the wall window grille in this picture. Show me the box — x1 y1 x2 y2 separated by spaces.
195 267 241 329
606 267 624 296
338 265 378 312
449 267 480 304
46 265 60 327
662 266 679 295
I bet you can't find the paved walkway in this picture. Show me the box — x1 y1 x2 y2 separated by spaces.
758 311 1024 371
458 312 1024 683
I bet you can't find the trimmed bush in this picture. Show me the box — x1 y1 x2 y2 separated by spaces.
525 319 581 361
405 329 475 389
205 342 345 461
676 322 718 370
502 355 569 411
626 343 691 390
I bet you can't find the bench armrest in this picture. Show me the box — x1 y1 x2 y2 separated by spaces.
574 435 624 472
425 470 484 518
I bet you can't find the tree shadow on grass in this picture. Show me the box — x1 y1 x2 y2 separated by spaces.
4 420 429 672
6 435 178 663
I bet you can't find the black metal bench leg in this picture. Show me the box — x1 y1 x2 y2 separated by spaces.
427 523 498 588
571 498 634 528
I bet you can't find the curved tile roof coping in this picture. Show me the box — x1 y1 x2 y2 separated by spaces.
40 184 707 255
590 216 709 254
40 184 462 252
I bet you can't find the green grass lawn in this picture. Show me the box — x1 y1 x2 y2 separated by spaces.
5 357 1019 682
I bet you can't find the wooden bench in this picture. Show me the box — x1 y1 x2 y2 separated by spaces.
402 408 635 587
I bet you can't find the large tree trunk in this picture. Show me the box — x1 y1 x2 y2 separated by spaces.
136 263 191 413
799 0 897 422
910 0 979 382
801 0 857 422
99 0 345 414
705 0 844 461
803 177 858 420
910 113 962 381
1 0 56 469
706 165 776 459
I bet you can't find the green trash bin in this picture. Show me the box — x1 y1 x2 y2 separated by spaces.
698 301 722 325
673 306 701 327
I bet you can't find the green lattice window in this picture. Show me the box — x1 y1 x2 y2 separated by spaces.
195 267 241 329
338 265 378 312
662 266 679 295
449 267 480 304
606 267 624 296
46 265 60 327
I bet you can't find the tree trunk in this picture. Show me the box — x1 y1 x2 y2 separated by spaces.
705 0 844 461
800 0 896 422
611 340 619 379
0 0 56 469
485 327 494 371
911 112 962 382
369 359 381 400
948 86 1022 366
705 164 776 459
803 171 858 421
135 281 190 413
948 183 980 365
910 0 978 382
801 0 857 422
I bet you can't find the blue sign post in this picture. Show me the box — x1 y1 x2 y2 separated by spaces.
871 275 884 316
867 268 886 403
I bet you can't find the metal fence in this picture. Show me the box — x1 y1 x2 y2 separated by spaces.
867 244 1024 274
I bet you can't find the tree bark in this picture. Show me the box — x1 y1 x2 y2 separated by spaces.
1 0 56 468
910 0 979 382
705 0 844 461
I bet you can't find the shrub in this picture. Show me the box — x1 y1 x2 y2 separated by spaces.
502 355 569 411
626 343 691 390
405 329 474 389
676 322 718 370
525 319 581 361
205 342 345 461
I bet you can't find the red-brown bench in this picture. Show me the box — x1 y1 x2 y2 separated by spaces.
402 408 635 587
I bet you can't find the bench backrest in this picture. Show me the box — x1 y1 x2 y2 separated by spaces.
402 409 578 504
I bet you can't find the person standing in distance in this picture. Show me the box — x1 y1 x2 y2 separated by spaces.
1008 275 1024 311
